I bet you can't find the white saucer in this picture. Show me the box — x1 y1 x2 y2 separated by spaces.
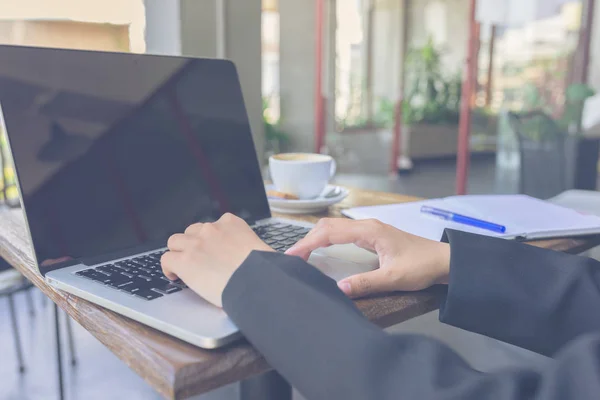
267 184 349 214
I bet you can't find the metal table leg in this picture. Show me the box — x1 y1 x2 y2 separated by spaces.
54 303 65 400
66 316 77 366
25 288 35 317
240 370 292 400
8 293 25 373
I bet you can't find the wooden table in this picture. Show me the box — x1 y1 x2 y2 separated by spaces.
1 188 599 399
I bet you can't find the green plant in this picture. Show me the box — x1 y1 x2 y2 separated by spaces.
374 97 396 128
558 83 596 133
521 82 595 138
0 129 18 203
402 38 463 126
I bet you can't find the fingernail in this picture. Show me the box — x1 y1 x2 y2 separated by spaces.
285 245 297 254
338 281 351 295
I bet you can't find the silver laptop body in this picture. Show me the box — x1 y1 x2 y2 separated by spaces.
1 45 376 349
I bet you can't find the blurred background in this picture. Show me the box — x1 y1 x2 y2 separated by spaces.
0 0 599 399
2 0 599 201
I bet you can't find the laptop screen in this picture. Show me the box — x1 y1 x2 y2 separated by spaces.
0 46 270 271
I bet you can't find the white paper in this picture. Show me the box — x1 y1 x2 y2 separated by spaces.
343 195 600 241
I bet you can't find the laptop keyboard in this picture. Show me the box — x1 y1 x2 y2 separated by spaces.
74 222 311 301
252 222 310 253
75 251 179 300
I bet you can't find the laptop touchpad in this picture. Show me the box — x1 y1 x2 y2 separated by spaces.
308 244 378 282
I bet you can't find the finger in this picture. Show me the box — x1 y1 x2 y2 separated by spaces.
216 212 245 228
160 251 182 281
284 218 341 258
167 233 197 251
185 223 205 236
337 269 391 299
286 219 380 259
217 212 240 223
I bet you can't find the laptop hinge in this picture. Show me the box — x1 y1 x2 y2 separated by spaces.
41 259 81 277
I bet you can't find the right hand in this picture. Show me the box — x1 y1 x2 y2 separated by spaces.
285 218 450 299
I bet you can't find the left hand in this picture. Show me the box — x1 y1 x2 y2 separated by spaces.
161 213 273 307
285 218 450 298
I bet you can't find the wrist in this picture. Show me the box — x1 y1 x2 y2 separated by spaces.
433 243 451 285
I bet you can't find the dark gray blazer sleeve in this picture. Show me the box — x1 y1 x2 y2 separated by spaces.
440 229 600 356
222 242 600 400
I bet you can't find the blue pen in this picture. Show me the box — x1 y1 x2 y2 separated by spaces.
420 205 507 234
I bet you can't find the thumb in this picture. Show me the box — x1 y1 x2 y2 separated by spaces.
337 269 389 299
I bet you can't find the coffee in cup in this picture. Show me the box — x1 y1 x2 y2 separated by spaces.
269 153 336 199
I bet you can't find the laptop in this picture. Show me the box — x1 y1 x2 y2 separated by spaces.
0 45 376 349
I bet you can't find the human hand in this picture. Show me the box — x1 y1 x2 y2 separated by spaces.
161 213 273 307
286 218 450 298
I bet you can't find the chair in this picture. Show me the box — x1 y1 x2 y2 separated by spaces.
507 111 569 199
0 257 35 373
0 256 77 375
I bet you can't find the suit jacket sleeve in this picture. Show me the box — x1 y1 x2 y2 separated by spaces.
440 229 600 356
222 235 600 400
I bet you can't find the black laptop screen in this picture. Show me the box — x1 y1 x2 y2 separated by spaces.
0 46 270 270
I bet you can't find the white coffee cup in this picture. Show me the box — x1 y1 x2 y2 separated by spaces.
269 153 337 199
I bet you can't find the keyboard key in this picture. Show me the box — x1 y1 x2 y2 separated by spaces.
95 267 113 276
75 251 183 300
77 269 107 282
174 279 187 288
133 290 163 301
150 280 183 294
106 265 124 274
119 282 140 294
104 274 133 288
131 259 147 267
115 264 131 272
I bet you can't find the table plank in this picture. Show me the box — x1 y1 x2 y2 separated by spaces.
1 187 598 399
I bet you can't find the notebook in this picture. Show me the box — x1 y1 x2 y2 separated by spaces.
342 195 600 241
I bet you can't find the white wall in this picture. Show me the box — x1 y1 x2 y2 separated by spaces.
589 0 600 91
372 0 404 102
279 0 317 152
144 0 181 55
144 0 265 163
